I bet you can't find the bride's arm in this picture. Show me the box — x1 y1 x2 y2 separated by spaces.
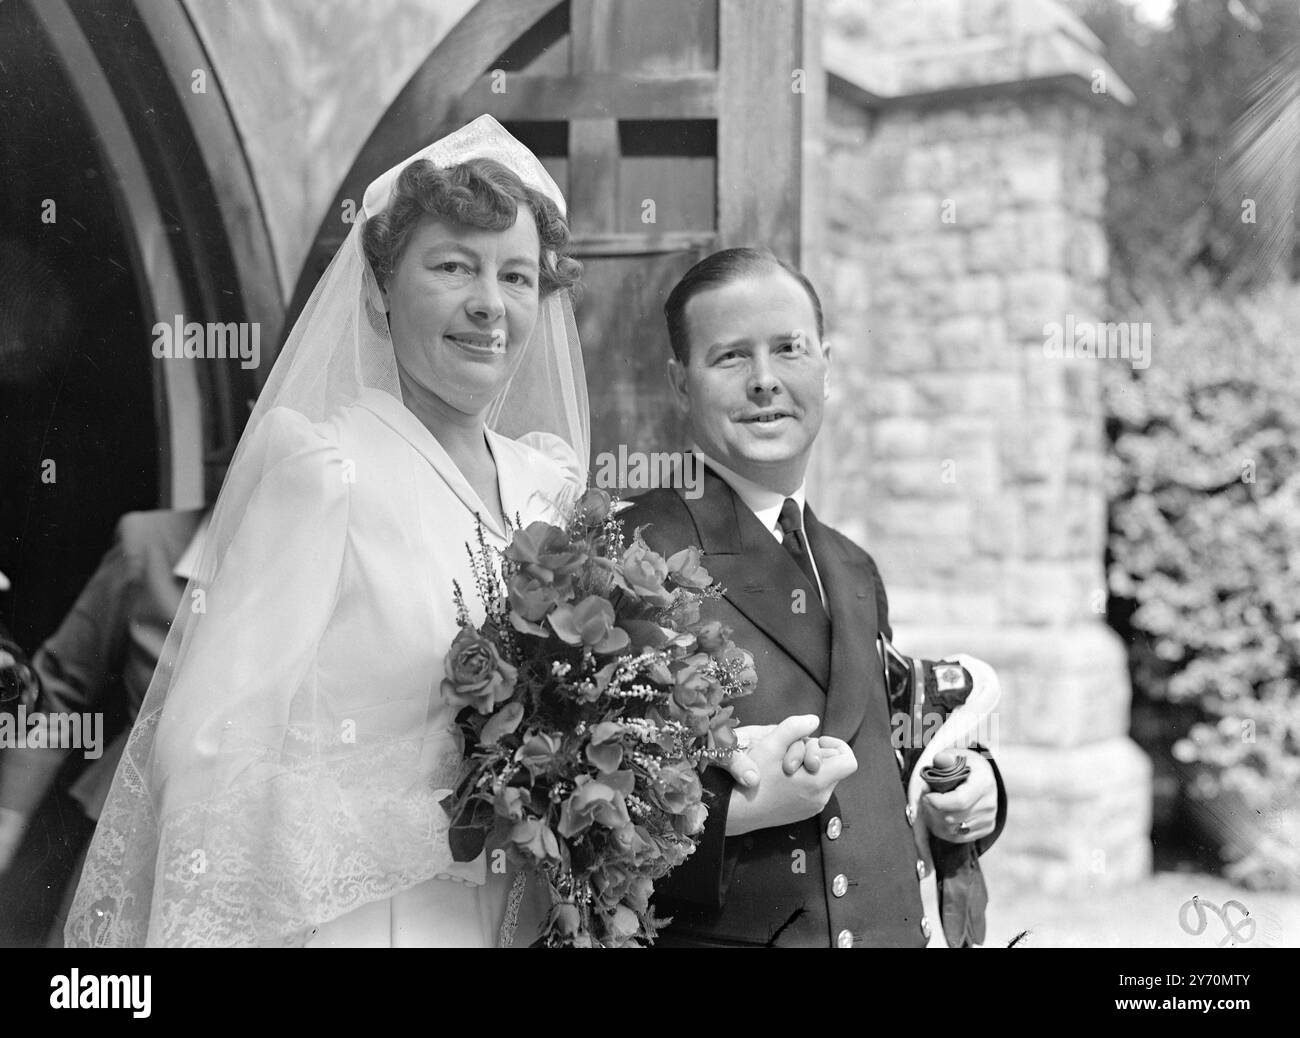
153 408 349 809
514 431 584 510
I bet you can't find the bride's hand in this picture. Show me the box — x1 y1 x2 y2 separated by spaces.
721 717 825 788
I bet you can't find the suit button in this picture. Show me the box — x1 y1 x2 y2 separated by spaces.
921 917 932 939
836 928 853 948
831 873 848 897
916 859 927 880
905 805 915 827
826 816 842 840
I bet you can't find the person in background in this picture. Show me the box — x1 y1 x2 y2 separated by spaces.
1 581 40 893
0 447 229 944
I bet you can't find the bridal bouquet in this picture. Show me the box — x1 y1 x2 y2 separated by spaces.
439 488 755 947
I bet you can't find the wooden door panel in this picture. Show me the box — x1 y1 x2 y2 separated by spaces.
578 251 705 459
616 120 715 233
575 0 717 74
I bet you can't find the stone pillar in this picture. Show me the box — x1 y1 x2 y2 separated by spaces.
812 0 1150 895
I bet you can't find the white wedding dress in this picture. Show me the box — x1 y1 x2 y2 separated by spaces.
161 390 575 947
66 391 575 947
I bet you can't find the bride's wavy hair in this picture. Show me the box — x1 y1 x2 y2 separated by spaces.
362 157 582 299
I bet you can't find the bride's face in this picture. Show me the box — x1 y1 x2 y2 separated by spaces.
382 205 542 417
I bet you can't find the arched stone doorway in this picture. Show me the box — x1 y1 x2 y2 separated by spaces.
18 0 281 512
0 0 279 944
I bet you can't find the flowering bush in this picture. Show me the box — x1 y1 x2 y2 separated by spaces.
1105 279 1300 888
440 488 756 945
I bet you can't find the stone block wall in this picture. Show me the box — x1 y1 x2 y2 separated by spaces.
811 0 1151 896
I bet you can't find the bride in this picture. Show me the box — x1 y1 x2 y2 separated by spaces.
64 116 589 947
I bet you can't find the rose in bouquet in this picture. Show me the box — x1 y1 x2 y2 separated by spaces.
440 488 756 947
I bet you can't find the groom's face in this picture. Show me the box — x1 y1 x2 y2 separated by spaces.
669 268 830 492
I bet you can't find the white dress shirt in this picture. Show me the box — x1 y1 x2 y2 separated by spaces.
694 448 827 607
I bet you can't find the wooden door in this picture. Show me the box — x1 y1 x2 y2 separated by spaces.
290 0 819 462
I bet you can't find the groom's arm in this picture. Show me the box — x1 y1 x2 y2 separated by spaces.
973 747 1008 854
870 549 1008 854
657 715 846 910
654 768 738 909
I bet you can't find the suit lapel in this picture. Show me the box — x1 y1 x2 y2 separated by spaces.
681 471 831 691
804 507 885 743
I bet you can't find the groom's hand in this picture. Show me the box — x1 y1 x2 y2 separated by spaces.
920 751 998 843
725 715 857 837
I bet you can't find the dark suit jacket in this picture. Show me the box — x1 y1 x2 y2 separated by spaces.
623 470 1004 947
33 508 205 818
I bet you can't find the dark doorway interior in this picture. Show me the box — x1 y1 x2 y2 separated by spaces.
0 0 157 945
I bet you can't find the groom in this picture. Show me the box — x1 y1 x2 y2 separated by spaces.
624 249 1006 947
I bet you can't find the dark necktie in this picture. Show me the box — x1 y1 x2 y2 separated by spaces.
777 497 818 590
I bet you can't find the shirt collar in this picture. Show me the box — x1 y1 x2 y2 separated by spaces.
693 447 807 541
173 510 213 581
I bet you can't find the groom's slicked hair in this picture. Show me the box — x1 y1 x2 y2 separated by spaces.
664 247 824 364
